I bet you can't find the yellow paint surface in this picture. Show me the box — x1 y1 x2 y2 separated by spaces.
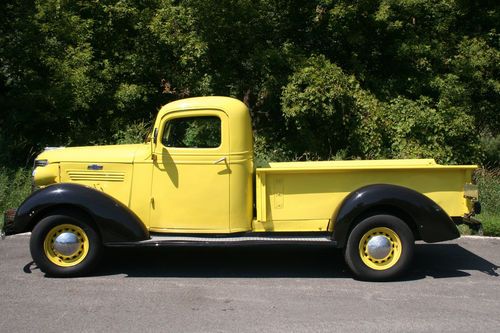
255 161 476 232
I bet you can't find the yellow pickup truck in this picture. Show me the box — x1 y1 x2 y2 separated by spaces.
2 97 481 280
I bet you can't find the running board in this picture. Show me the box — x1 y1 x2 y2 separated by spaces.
107 234 336 247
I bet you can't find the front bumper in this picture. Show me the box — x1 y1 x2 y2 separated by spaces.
1 209 17 239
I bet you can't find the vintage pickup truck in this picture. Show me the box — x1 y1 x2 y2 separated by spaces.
2 96 481 280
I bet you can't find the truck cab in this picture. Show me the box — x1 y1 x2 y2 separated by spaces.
148 97 253 233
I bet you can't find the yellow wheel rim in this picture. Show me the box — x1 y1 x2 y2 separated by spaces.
43 224 89 267
358 227 402 271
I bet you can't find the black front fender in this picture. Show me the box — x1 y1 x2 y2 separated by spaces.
12 183 149 244
332 184 460 247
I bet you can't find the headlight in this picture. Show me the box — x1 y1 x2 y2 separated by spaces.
34 159 48 167
33 163 59 187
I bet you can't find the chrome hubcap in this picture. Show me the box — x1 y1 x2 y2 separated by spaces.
366 235 392 259
53 232 80 256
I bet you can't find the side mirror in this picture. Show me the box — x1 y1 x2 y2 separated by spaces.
151 128 159 162
153 128 158 144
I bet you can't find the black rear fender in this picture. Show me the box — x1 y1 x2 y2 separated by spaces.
332 184 460 247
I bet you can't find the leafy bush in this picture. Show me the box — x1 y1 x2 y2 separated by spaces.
476 168 500 236
281 55 383 160
382 96 481 164
281 55 483 164
480 134 500 168
253 134 294 167
449 37 500 135
0 168 32 227
112 121 151 145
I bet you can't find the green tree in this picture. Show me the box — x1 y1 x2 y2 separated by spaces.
281 55 382 160
382 96 481 164
0 0 498 167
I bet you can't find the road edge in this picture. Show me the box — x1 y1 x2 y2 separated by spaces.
3 232 500 240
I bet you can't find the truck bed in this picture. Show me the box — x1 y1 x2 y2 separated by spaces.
254 159 476 232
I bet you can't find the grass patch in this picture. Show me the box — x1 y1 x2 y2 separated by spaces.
475 168 500 236
0 167 32 229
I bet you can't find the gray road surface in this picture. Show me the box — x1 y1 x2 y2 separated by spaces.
1 235 499 332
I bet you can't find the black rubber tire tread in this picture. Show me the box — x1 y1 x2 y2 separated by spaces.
30 214 101 277
344 214 414 281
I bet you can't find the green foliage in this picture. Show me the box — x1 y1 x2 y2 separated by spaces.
281 55 383 160
382 96 481 164
449 37 500 135
253 134 293 167
480 134 500 168
476 169 500 236
149 2 206 68
0 0 498 167
112 121 150 145
0 0 209 165
0 168 32 227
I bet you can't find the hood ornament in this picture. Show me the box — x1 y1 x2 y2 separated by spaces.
87 164 103 170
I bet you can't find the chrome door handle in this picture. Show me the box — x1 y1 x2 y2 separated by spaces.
213 157 227 164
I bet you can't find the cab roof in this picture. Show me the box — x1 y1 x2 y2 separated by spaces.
157 96 248 119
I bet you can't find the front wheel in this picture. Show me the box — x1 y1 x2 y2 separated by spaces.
30 214 101 277
344 214 414 281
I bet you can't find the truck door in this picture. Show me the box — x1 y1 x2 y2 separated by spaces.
150 110 230 232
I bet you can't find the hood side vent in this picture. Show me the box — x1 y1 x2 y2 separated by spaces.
67 170 125 182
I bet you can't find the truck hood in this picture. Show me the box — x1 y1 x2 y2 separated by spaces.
36 144 151 164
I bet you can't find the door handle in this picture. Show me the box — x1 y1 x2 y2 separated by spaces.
213 157 227 164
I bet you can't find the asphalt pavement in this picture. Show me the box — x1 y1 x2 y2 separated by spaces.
1 234 499 332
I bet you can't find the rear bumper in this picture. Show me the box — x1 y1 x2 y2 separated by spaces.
453 215 483 233
1 209 17 239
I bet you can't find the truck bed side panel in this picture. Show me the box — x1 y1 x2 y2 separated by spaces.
254 165 472 232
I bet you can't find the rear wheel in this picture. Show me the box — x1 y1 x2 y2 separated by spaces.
344 214 414 281
30 214 101 277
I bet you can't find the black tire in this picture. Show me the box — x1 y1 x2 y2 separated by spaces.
344 214 414 281
30 214 101 277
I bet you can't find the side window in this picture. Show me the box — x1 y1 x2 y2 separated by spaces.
162 116 221 148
